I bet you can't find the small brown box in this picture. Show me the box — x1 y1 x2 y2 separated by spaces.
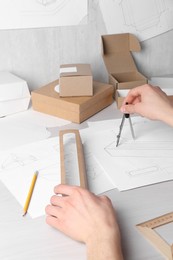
101 33 148 107
59 64 93 97
31 80 114 124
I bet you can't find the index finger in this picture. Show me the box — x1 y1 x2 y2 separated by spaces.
54 184 78 196
123 85 144 105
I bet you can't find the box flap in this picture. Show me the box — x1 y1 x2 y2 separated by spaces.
60 64 92 77
101 33 141 74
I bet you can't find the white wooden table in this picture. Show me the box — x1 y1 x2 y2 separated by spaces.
0 103 172 260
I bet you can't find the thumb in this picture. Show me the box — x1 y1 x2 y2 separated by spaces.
120 104 136 114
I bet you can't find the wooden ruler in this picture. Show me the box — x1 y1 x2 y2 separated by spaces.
59 129 88 189
136 212 173 259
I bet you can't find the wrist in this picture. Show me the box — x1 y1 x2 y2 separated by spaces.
86 229 123 260
160 105 173 127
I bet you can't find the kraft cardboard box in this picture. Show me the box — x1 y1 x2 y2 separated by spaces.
101 33 147 107
31 79 113 123
59 64 93 97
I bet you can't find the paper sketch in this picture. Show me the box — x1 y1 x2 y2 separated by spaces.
36 0 57 6
84 147 115 194
0 137 60 218
0 118 50 151
82 117 173 191
0 153 38 172
104 139 173 157
60 132 114 192
0 135 114 218
0 0 88 30
99 0 173 41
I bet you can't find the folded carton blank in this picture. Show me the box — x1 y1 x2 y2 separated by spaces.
59 64 93 97
0 72 30 117
31 79 113 123
101 33 147 106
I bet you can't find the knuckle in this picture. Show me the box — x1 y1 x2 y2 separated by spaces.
73 186 87 197
50 195 57 204
45 204 51 214
100 195 111 204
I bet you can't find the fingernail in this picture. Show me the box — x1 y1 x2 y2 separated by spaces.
120 107 126 113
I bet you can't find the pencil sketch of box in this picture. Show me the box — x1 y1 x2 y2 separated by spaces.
0 72 30 117
120 0 167 31
104 140 173 158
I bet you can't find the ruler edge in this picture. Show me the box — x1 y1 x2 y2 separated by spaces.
136 212 173 259
59 129 88 189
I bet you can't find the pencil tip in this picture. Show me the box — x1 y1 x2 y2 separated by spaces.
22 212 27 217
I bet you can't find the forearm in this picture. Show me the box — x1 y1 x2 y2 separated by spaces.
86 232 123 260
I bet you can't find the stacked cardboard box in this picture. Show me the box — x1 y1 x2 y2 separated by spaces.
59 64 93 97
31 79 114 123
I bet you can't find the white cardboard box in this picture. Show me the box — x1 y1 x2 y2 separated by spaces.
0 72 30 117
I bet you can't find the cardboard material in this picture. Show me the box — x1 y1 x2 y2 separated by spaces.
0 71 30 117
31 79 114 123
59 129 88 189
137 212 173 260
59 64 93 97
101 33 147 106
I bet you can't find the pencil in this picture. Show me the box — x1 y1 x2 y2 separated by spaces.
22 171 38 217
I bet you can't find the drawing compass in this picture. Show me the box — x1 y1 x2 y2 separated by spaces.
116 105 135 147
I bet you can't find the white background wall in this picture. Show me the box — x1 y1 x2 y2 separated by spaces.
0 0 173 91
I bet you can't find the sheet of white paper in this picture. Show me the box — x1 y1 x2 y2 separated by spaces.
0 0 88 29
83 145 115 193
0 119 51 151
81 127 116 191
0 137 60 218
0 135 114 218
0 108 71 150
99 0 173 41
83 117 173 191
11 107 71 127
87 118 121 131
